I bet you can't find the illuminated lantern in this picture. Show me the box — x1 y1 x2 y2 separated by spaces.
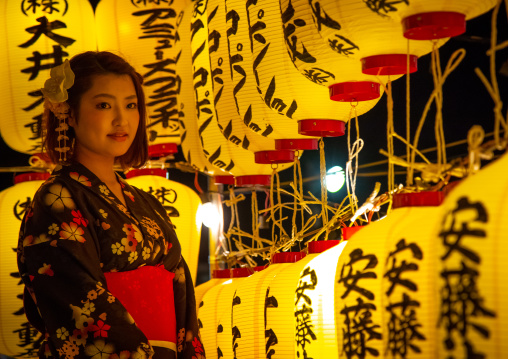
232 253 305 358
0 172 49 356
312 0 446 76
227 0 375 137
206 0 319 161
95 1 190 155
212 267 264 359
194 269 231 313
379 0 498 40
125 168 202 281
335 191 444 358
176 2 231 178
434 153 508 358
280 0 392 104
190 0 294 185
0 1 97 154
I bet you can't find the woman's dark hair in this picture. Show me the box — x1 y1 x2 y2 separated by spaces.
43 51 148 169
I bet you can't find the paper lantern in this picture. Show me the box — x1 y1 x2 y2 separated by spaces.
312 0 447 76
176 2 231 177
206 0 319 161
190 0 294 184
375 0 498 40
212 267 264 359
125 168 202 281
334 191 444 358
195 269 231 314
0 172 49 356
280 0 392 104
433 153 508 358
232 254 305 358
95 0 190 154
225 0 374 138
0 0 96 154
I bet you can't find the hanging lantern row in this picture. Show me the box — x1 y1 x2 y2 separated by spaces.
195 151 508 358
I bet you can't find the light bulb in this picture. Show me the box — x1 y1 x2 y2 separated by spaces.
325 165 346 193
197 202 221 229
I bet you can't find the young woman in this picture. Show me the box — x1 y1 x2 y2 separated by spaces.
17 51 205 359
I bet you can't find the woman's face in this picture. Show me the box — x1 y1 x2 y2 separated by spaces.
69 73 139 165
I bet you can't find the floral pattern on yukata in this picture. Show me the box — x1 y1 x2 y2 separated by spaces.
17 162 204 359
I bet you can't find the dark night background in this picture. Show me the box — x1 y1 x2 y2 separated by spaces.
1 1 507 282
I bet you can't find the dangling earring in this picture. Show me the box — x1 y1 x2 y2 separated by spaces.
55 114 70 162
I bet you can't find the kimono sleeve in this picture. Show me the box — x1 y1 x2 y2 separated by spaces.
17 180 154 358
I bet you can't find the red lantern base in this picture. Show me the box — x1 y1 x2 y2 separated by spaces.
298 119 346 137
275 138 318 150
235 175 271 187
148 143 178 158
329 81 381 102
342 226 364 240
361 54 418 76
212 269 231 278
254 150 295 164
392 191 444 209
125 168 167 179
214 175 236 185
14 172 50 184
271 252 306 264
307 240 342 254
403 12 466 40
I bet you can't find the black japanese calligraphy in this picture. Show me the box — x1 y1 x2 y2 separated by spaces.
19 17 75 48
14 197 32 221
363 0 408 17
294 267 318 357
22 45 68 81
265 287 278 358
438 196 495 357
386 293 425 357
384 239 422 296
338 248 378 300
281 0 316 64
302 68 335 85
21 1 69 17
340 297 381 358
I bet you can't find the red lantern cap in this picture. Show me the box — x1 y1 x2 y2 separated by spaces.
235 175 271 187
212 269 231 278
214 175 236 185
14 172 50 184
403 12 466 40
298 119 346 137
308 240 342 254
231 266 265 278
329 81 381 102
392 191 444 209
254 150 295 164
361 54 418 76
148 143 178 158
271 252 306 264
275 138 318 150
342 226 364 240
125 168 167 179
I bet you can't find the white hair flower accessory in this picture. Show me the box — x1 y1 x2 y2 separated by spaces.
41 59 75 103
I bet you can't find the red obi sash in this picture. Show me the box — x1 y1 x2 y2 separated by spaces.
104 265 176 350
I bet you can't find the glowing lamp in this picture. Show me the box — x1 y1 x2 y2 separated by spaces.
379 1 498 40
334 191 444 358
194 269 231 314
125 168 202 281
95 0 190 150
197 202 222 230
325 166 346 193
0 0 96 154
0 172 49 355
433 153 508 357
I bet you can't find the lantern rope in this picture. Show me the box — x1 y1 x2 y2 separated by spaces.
385 77 395 193
406 39 412 185
346 103 362 217
318 139 329 239
431 41 447 174
475 0 508 150
409 48 466 182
